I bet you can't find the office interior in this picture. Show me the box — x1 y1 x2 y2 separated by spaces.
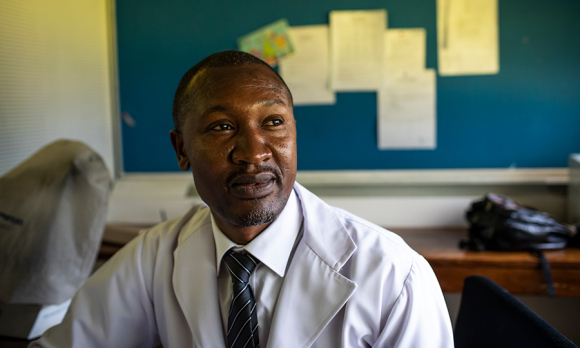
1 0 580 344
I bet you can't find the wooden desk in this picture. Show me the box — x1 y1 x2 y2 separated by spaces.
393 228 580 297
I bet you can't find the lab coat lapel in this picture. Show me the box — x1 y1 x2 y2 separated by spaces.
266 183 357 348
172 209 226 347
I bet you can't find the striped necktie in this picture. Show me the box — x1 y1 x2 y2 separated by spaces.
223 249 260 348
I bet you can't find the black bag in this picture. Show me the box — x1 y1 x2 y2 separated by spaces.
462 193 574 252
461 193 579 297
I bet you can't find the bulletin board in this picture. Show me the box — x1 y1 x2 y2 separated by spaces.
116 0 580 172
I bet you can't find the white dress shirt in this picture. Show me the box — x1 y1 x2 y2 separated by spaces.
211 190 303 346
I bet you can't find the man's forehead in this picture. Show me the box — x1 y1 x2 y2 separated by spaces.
190 65 291 102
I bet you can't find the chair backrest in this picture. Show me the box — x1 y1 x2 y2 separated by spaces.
0 139 112 305
454 275 577 348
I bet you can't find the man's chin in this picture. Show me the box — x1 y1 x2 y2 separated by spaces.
231 208 277 227
221 194 284 227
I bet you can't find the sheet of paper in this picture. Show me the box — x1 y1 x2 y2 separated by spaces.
437 0 499 75
237 19 294 67
378 69 437 149
329 10 387 91
278 25 335 105
385 28 426 77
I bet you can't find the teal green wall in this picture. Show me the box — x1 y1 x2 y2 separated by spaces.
116 0 580 172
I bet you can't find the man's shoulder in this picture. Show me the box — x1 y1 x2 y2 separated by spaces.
294 182 418 268
307 193 440 322
138 204 212 250
102 204 213 282
332 206 418 262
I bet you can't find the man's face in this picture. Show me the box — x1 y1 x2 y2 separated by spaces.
173 64 297 229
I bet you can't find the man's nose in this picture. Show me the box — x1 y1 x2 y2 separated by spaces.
231 128 272 164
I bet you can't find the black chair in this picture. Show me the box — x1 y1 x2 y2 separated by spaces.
454 275 577 348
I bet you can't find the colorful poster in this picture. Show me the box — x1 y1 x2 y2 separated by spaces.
237 19 294 66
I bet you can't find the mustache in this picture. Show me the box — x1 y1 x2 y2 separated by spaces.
225 165 282 186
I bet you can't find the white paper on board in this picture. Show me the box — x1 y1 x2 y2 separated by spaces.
437 0 499 76
329 9 387 91
279 25 335 105
378 69 437 149
385 28 426 77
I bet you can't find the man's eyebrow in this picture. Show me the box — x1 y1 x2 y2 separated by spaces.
200 105 227 119
257 98 287 107
200 98 288 119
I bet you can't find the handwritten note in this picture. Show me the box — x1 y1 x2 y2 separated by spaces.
329 10 387 91
378 69 437 149
279 25 335 105
437 0 499 75
385 28 426 77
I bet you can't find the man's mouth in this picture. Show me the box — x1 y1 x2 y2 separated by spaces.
229 172 277 199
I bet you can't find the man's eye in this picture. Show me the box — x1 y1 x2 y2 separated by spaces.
265 119 283 126
211 124 233 131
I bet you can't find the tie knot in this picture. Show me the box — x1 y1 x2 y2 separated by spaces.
224 249 260 283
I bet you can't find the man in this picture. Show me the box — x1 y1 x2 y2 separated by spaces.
31 51 453 347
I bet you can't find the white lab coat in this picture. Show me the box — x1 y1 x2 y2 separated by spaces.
31 183 453 348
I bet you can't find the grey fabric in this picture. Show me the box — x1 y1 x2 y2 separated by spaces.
0 139 112 304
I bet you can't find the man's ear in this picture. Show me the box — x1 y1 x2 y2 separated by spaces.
170 130 191 171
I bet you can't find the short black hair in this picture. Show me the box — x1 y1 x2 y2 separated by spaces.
172 50 292 132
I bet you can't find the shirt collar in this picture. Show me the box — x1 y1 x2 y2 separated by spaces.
212 189 302 278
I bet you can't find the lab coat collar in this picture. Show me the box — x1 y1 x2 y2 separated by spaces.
293 182 357 272
266 182 357 348
173 206 226 347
